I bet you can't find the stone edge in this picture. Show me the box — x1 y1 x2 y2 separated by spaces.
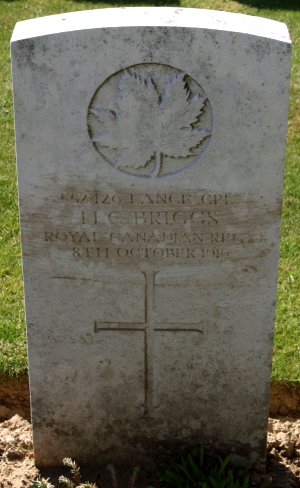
11 8 291 44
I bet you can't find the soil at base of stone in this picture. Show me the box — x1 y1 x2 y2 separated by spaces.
0 414 299 488
0 376 300 487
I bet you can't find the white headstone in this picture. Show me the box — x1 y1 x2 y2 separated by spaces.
11 7 291 469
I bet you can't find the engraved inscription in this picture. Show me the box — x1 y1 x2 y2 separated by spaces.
87 64 212 177
38 188 271 265
60 191 228 206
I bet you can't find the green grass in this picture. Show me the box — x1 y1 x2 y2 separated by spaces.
0 0 299 379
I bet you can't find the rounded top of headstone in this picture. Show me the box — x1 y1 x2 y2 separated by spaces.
11 7 290 44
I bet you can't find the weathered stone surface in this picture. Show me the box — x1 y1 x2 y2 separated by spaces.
11 7 291 469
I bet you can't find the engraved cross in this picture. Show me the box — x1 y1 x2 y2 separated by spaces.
94 271 203 417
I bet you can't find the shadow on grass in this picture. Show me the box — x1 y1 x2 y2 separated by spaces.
68 0 300 8
39 455 300 488
40 463 158 488
237 0 300 10
5 0 299 9
71 0 180 6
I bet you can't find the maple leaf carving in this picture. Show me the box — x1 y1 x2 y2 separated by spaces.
89 69 211 177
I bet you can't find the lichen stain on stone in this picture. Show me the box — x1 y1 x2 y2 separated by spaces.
252 40 271 62
12 39 37 69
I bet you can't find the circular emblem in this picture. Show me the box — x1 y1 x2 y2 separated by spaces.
87 63 212 178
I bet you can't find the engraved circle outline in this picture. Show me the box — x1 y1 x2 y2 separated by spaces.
87 63 213 178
